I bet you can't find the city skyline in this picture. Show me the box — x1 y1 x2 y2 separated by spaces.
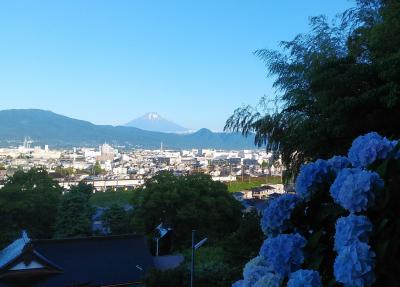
0 0 353 131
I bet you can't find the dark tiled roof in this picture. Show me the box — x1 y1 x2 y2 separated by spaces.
0 234 153 287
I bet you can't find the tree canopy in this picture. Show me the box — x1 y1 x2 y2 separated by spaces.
131 172 242 248
102 204 132 235
54 184 93 238
225 0 400 176
0 168 62 247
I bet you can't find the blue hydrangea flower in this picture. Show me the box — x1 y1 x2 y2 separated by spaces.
253 273 282 287
334 241 376 287
295 159 330 201
334 214 373 252
243 266 271 287
242 257 272 287
330 168 384 213
259 233 307 277
243 257 269 277
348 132 397 168
261 194 301 236
327 156 351 175
287 269 322 287
232 280 244 287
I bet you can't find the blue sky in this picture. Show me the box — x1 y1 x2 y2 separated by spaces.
0 0 354 131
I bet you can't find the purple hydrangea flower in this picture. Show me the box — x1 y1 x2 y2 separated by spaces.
334 214 373 252
259 233 307 277
287 269 322 287
348 132 397 168
261 194 301 236
327 156 351 175
334 241 376 287
330 168 384 213
295 159 330 201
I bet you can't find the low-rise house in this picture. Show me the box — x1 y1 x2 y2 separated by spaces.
242 185 285 200
232 192 244 201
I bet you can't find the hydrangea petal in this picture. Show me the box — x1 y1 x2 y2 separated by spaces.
261 194 301 236
259 233 306 277
287 269 322 287
334 242 376 287
334 214 373 252
295 159 330 201
348 132 397 168
330 168 383 213
253 272 282 287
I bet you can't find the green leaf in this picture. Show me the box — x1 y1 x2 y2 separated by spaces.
308 230 322 249
308 254 324 270
376 240 390 260
376 159 389 178
377 218 390 233
327 279 338 287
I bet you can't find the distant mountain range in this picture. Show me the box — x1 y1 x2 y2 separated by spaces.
125 112 189 133
0 109 256 149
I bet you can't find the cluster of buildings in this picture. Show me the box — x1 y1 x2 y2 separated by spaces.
0 140 284 192
0 141 287 286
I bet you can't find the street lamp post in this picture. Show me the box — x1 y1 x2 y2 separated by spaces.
190 230 207 287
190 230 195 287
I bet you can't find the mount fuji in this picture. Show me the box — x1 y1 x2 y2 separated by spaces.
124 112 189 133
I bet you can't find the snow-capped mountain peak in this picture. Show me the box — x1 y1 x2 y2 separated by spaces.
124 112 189 133
145 112 162 121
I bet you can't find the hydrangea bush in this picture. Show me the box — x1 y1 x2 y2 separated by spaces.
233 132 400 286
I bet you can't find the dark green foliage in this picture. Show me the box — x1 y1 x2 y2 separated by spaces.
131 172 243 249
70 181 94 197
225 0 400 177
0 168 62 247
145 247 232 287
221 210 264 280
144 212 263 286
101 204 132 235
145 267 189 287
54 189 93 238
137 173 262 286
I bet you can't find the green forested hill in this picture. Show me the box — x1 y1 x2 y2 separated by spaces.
0 109 256 149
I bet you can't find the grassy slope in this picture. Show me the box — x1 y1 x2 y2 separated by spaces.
226 176 282 192
90 190 135 207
